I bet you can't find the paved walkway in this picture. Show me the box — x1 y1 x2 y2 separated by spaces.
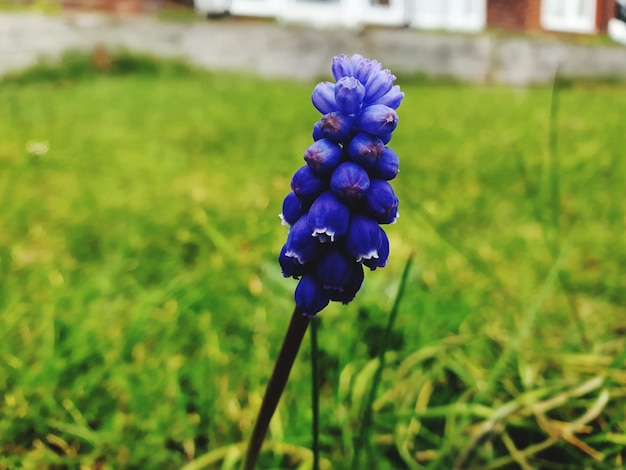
2 11 626 85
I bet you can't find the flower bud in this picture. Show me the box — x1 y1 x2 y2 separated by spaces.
311 81 337 114
379 133 392 145
353 57 381 85
370 146 399 181
284 215 322 264
329 263 364 304
295 273 331 317
334 76 365 115
304 139 342 175
308 191 350 242
332 54 353 81
312 121 323 141
357 104 398 138
316 249 355 290
346 214 381 262
280 191 307 227
291 165 326 201
371 85 404 110
347 132 385 169
279 244 307 278
363 179 399 224
318 112 354 143
364 69 396 104
363 227 389 270
330 162 370 203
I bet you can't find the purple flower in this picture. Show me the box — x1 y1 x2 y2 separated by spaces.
371 85 404 110
370 146 400 181
291 165 326 201
331 54 354 81
357 104 399 138
317 112 354 143
364 69 396 104
363 179 399 224
308 191 350 242
353 57 381 84
345 214 382 262
279 53 403 317
295 274 331 317
335 77 365 115
304 139 342 175
329 263 364 304
279 244 307 278
316 249 355 290
311 81 337 114
280 191 307 227
284 215 322 264
330 162 370 203
347 132 385 170
363 227 389 270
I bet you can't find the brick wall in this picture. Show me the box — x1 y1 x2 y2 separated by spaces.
596 0 615 31
487 0 542 31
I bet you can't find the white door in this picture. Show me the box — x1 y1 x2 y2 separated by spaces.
541 0 597 33
412 0 486 32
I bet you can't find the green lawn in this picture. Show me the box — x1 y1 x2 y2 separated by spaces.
0 52 624 469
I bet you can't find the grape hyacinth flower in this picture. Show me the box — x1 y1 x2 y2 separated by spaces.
245 54 403 470
280 53 403 318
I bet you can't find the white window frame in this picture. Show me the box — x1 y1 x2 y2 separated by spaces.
411 0 486 32
541 0 597 34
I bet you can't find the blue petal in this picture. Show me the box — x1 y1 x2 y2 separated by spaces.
363 179 399 224
308 191 350 242
330 162 370 203
312 121 324 141
318 112 355 143
370 146 400 181
347 132 385 170
284 215 322 264
357 104 398 138
346 214 381 262
370 85 404 110
280 191 307 227
304 139 343 175
279 244 307 278
316 249 355 290
311 81 337 114
352 56 381 85
329 263 364 304
364 69 396 104
335 76 365 115
295 274 331 317
363 227 389 270
291 165 326 201
332 54 353 81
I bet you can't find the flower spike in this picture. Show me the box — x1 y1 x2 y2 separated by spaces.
280 53 403 316
245 53 404 470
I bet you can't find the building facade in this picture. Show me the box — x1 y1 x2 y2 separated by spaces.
193 0 619 35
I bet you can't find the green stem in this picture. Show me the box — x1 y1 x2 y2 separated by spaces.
244 306 310 470
311 317 320 470
351 255 414 470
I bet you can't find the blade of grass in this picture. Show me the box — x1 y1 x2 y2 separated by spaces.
548 66 561 232
484 247 567 396
351 254 414 470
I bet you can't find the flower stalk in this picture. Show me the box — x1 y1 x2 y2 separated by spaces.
243 306 310 470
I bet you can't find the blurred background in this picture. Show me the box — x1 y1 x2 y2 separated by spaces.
1 1 625 469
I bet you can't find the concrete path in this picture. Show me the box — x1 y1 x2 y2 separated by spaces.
1 11 626 85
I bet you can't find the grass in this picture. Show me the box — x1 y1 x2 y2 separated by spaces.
0 50 625 469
